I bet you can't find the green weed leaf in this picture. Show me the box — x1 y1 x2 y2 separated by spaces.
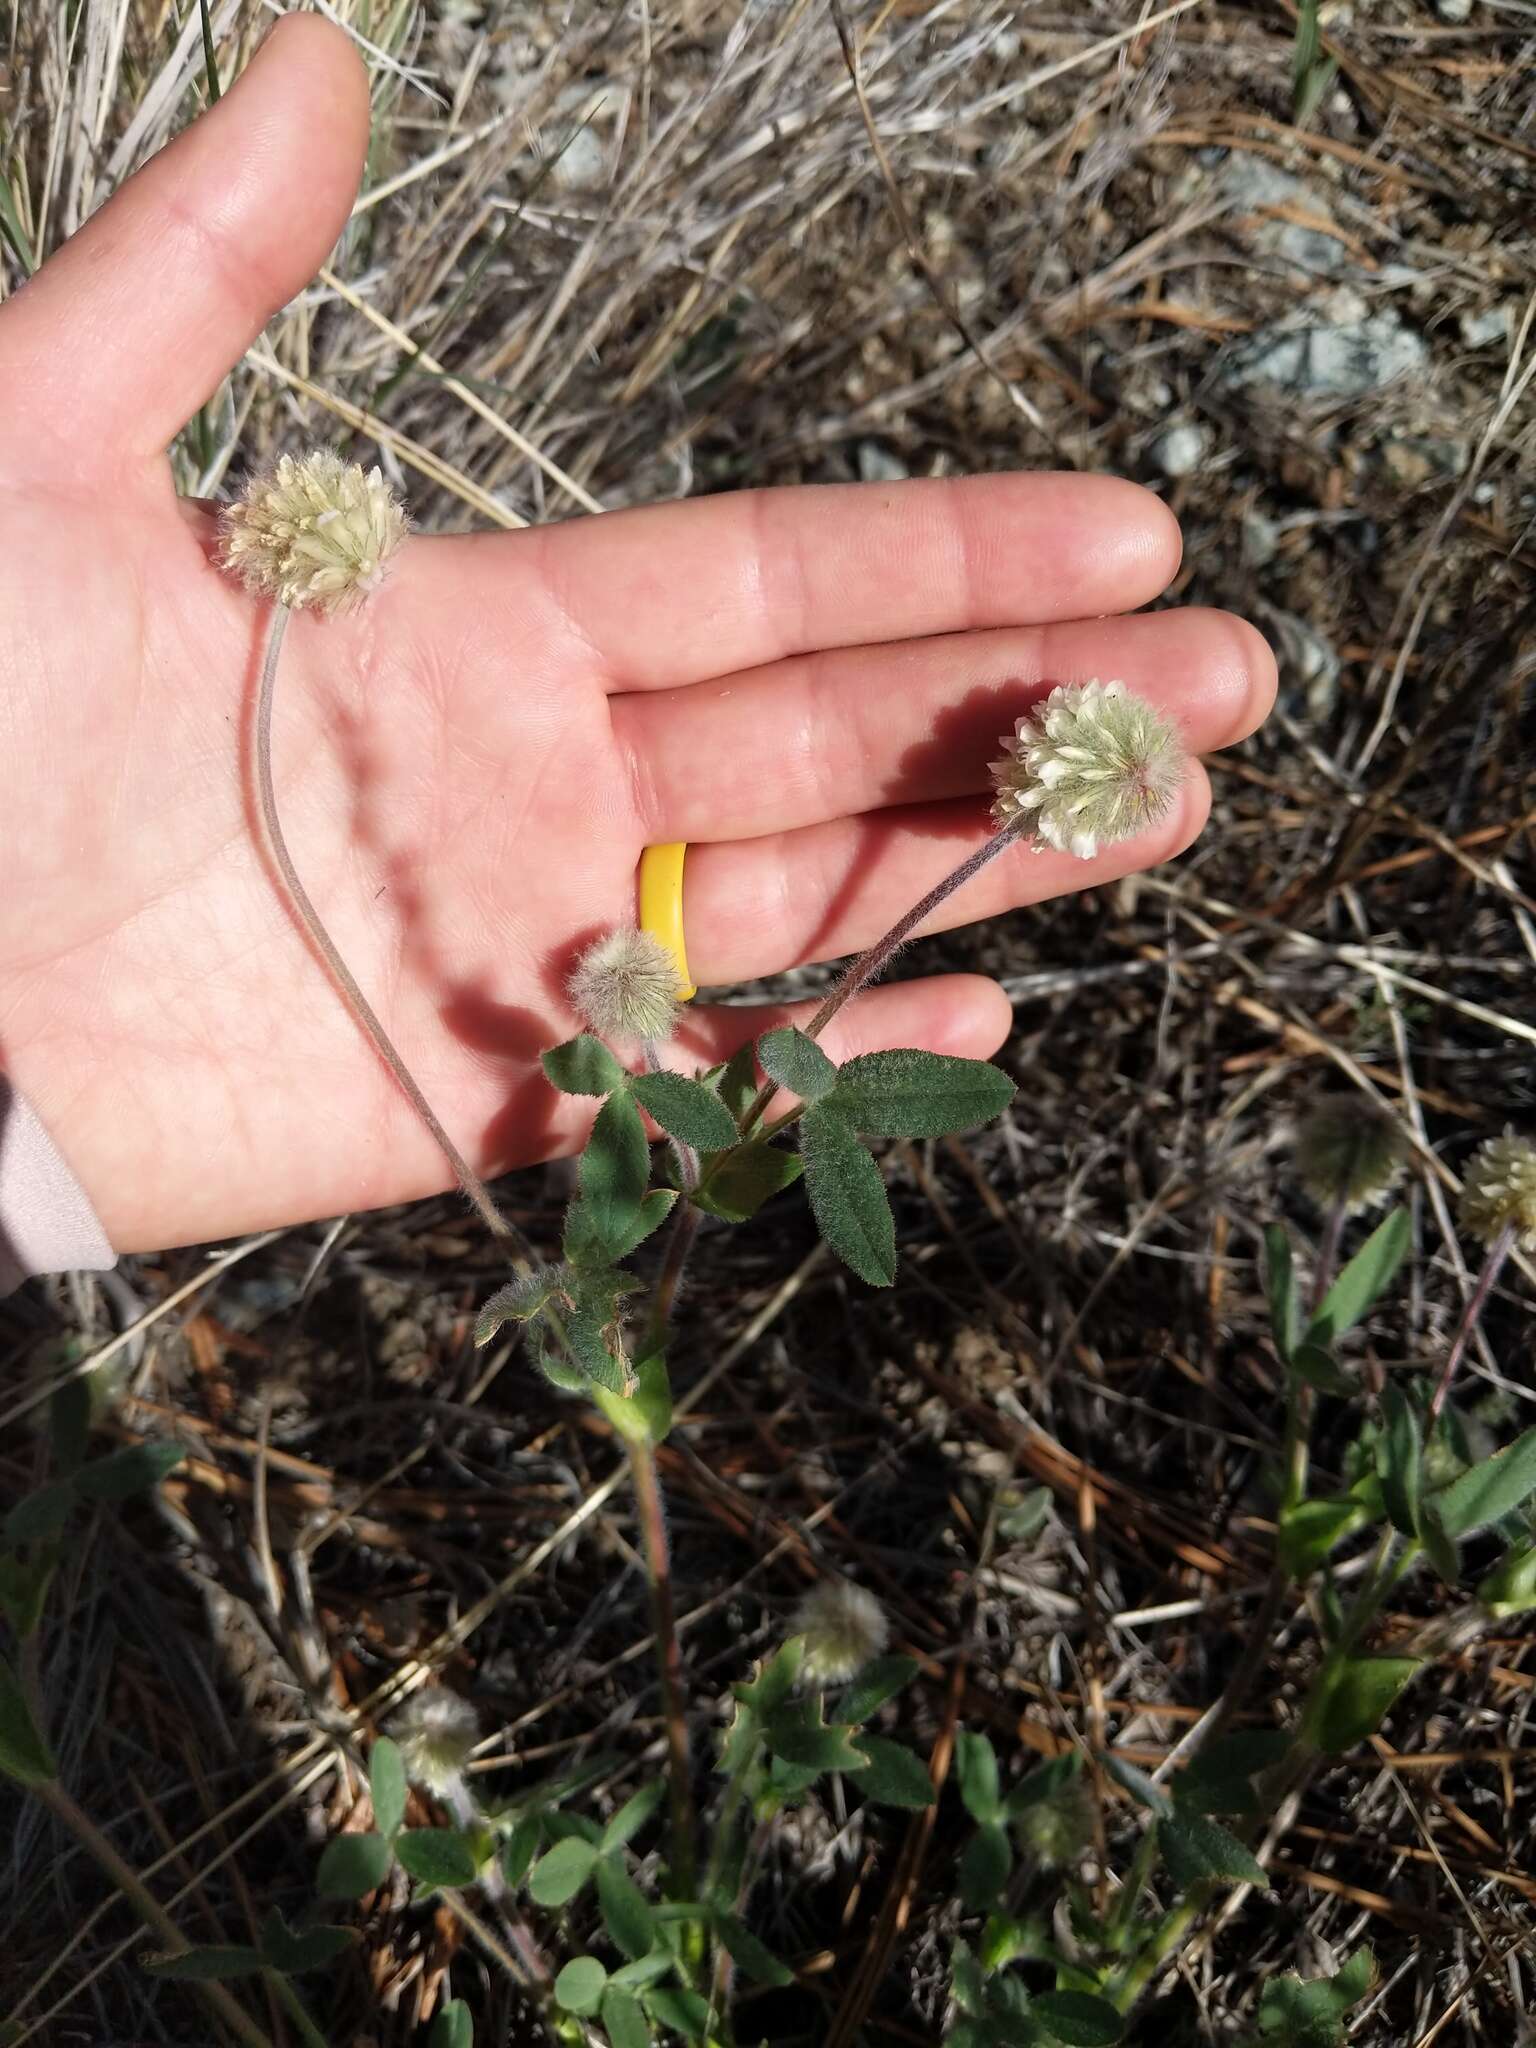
1377 1384 1422 1538
713 1909 793 1986
369 1736 407 1840
1433 1426 1536 1539
1100 1751 1171 1818
578 1090 651 1253
542 1035 627 1096
691 1141 803 1222
955 1729 1003 1824
3 1481 76 1548
840 1654 919 1726
598 1857 657 1960
847 1734 935 1808
528 1834 600 1906
600 1779 666 1855
710 1042 761 1121
1278 1497 1368 1580
757 1026 838 1103
429 2000 474 2048
959 1821 1013 1911
474 1268 573 1347
554 1956 608 2016
1306 1209 1409 1346
763 1697 867 1774
1313 1656 1421 1752
1159 1814 1270 1891
316 1831 391 1900
800 1103 895 1286
1034 1989 1125 2044
258 1913 354 1974
1290 1342 1353 1396
631 1070 739 1152
74 1441 184 1501
828 1048 1014 1138
644 1987 711 2039
735 1636 806 1718
0 1553 56 1639
601 1984 653 2048
395 1828 478 1889
1006 1751 1083 1815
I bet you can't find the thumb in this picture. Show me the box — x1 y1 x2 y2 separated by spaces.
0 15 370 482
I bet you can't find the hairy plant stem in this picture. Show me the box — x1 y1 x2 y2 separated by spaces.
738 812 1031 1136
626 1432 698 1897
32 1778 296 2048
254 606 519 1259
1427 1221 1514 1427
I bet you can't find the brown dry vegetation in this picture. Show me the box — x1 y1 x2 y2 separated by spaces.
2 1 1535 2043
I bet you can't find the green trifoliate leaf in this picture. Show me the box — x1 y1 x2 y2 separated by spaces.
73 1441 184 1501
565 1189 675 1268
757 1026 838 1102
955 1729 1003 1824
369 1736 407 1839
763 1695 867 1774
840 1654 919 1727
958 1821 1012 1910
1033 1990 1126 2044
578 1089 651 1254
566 1269 643 1395
1277 1497 1369 1580
258 1912 354 1974
734 1636 806 1718
631 1070 740 1152
1312 1655 1422 1752
1174 1731 1294 1818
316 1831 391 1900
529 1835 600 1906
600 1779 666 1855
1306 1208 1410 1347
554 1956 608 2016
429 2002 474 2048
395 1827 478 1889
1432 1426 1536 1538
644 1988 711 2040
691 1141 803 1222
1158 1814 1270 1891
1290 1342 1354 1396
601 1985 652 2048
800 1103 895 1287
542 1034 627 1096
846 1734 935 1808
826 1048 1015 1138
597 1857 657 1960
1376 1383 1423 1538
474 1267 573 1347
713 1910 793 1986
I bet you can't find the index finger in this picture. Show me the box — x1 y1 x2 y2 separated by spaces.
501 472 1182 692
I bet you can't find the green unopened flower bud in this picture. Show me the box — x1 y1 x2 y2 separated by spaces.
1458 1131 1536 1252
1478 1543 1536 1620
793 1579 888 1685
1295 1096 1409 1214
990 679 1184 860
219 451 408 615
569 928 681 1043
390 1686 479 1797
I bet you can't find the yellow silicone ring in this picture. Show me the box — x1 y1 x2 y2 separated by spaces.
638 842 696 1001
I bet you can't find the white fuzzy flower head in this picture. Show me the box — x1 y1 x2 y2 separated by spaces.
219 451 408 615
569 928 681 1043
1458 1131 1536 1252
1295 1097 1409 1214
793 1579 888 1686
990 679 1185 861
389 1686 479 1797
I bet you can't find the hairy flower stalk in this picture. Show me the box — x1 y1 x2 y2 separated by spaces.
1429 1131 1536 1424
225 453 520 1258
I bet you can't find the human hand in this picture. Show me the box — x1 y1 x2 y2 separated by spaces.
0 17 1274 1257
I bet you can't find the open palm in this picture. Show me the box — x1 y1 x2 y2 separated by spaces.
0 18 1274 1257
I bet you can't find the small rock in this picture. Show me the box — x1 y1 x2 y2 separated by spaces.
856 440 909 484
1218 312 1427 398
548 123 606 192
1219 152 1350 277
1241 510 1281 568
1380 437 1466 488
1266 610 1341 720
1435 0 1473 20
1460 304 1508 348
1147 422 1208 478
